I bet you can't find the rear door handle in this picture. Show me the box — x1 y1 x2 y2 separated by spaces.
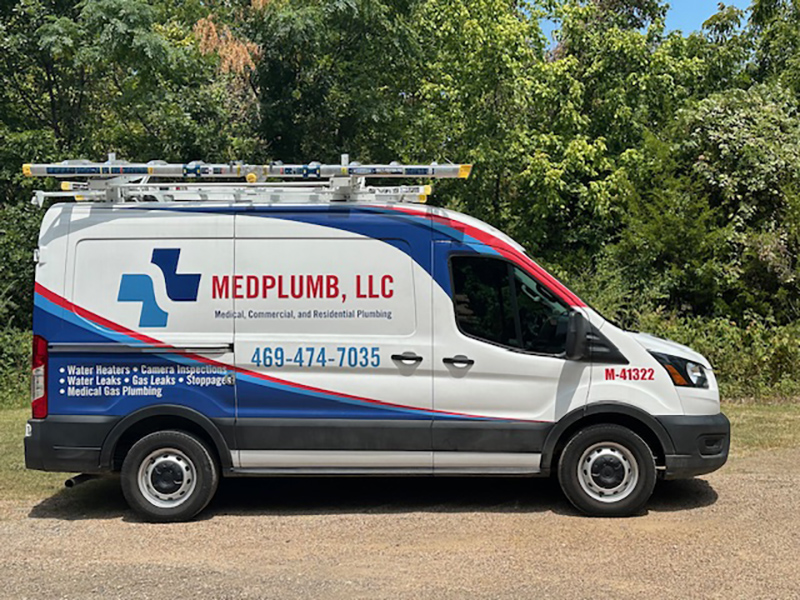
391 352 423 364
442 355 474 367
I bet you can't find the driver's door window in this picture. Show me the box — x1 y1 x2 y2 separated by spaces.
512 266 569 354
450 255 569 355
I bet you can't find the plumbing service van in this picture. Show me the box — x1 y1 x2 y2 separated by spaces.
23 158 730 521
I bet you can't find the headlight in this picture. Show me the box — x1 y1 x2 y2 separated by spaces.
650 352 709 388
685 361 707 386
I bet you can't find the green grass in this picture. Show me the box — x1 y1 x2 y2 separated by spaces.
725 402 800 458
0 408 64 501
0 329 30 410
1 403 799 502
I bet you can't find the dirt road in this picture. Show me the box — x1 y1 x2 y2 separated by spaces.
1 449 799 600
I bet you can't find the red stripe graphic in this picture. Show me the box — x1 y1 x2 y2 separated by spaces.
380 205 585 307
35 283 546 423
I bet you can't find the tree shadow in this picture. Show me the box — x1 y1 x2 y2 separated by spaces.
28 474 718 522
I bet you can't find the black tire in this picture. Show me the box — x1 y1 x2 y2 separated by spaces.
558 424 656 517
121 430 219 523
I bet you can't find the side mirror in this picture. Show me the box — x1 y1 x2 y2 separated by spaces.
565 311 590 361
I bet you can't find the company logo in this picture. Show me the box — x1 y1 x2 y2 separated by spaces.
118 249 201 327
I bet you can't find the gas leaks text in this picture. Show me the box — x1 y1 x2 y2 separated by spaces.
55 363 233 400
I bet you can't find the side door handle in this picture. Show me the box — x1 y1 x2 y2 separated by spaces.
442 355 474 367
391 352 423 365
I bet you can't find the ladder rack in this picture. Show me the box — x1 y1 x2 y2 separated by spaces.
24 154 472 206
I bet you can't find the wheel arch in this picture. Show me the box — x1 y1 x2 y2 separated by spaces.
540 402 675 475
99 405 233 471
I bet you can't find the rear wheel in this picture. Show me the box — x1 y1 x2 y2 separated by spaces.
121 430 219 522
558 424 656 517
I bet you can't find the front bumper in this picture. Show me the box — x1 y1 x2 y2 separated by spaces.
25 416 119 473
656 413 730 480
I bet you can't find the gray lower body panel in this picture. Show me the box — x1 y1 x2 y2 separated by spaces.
234 418 554 453
25 415 120 473
233 450 542 475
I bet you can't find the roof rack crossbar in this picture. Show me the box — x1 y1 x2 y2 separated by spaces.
24 154 471 206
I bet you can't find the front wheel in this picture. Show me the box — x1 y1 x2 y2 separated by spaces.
121 430 219 522
558 424 656 517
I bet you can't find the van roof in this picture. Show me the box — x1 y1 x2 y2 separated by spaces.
50 199 526 255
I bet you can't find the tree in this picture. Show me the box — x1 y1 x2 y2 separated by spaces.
750 0 800 92
401 0 544 235
0 0 261 326
247 0 420 162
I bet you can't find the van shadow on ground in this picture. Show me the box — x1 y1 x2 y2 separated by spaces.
27 475 718 522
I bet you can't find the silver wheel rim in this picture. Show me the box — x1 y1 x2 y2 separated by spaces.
577 441 639 504
137 447 197 509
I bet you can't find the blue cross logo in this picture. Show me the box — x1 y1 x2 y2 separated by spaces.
118 249 201 328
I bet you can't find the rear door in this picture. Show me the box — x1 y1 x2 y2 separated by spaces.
232 209 433 470
431 242 591 471
52 207 236 431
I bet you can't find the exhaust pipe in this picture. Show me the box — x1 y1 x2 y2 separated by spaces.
64 474 98 488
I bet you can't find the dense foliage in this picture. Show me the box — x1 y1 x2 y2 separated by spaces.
2 0 800 401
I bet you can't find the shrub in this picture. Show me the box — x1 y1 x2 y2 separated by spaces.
0 328 30 410
635 311 800 402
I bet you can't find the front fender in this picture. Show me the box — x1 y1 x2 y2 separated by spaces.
539 402 676 474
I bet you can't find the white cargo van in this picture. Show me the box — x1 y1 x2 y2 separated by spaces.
24 158 729 521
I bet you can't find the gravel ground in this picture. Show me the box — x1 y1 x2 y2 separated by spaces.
1 449 799 600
